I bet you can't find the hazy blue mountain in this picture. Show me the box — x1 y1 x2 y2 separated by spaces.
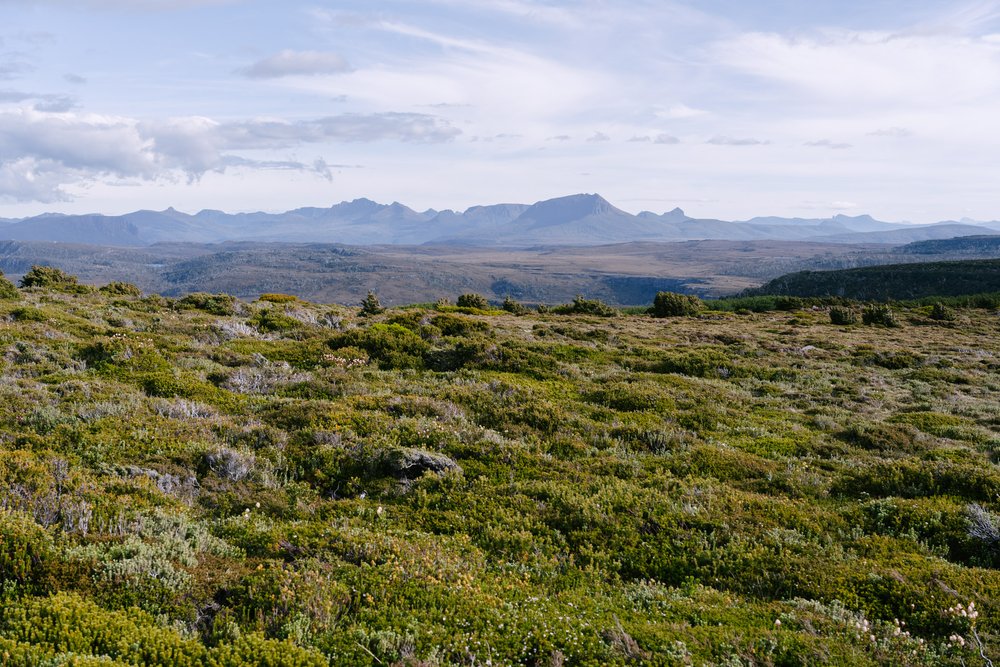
812 223 1000 244
3 194 998 247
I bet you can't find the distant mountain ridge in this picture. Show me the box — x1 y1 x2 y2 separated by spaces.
3 193 999 248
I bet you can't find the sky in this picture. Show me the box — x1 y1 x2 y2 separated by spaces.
1 0 1000 223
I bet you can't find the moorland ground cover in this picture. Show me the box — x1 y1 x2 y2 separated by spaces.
0 272 999 665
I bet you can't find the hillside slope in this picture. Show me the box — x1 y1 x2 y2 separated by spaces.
749 258 1000 300
0 274 998 664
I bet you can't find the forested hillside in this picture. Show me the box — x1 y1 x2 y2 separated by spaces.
0 269 998 665
748 258 1000 300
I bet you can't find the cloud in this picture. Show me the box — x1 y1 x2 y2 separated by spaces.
7 0 243 9
63 73 87 84
0 58 32 80
868 127 912 137
805 139 852 149
713 29 1000 108
0 108 458 202
547 135 571 141
654 104 708 120
707 136 768 146
417 0 584 30
629 133 680 144
587 131 611 142
0 90 77 112
240 50 352 79
218 156 337 181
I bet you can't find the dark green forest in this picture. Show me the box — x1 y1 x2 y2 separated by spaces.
748 258 1000 301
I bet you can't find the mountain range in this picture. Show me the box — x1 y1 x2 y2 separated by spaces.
4 194 999 247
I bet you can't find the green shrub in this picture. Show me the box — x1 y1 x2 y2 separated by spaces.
328 323 429 369
862 303 899 327
839 422 921 454
0 512 57 593
10 306 46 322
552 295 617 317
774 296 803 312
359 290 385 316
177 292 237 316
650 348 738 379
0 272 18 299
18 265 92 293
651 291 702 317
456 293 490 309
431 313 490 337
929 302 956 321
248 308 301 333
100 281 142 297
258 293 299 304
829 306 858 325
502 295 529 314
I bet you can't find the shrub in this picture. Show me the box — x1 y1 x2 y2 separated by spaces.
552 295 618 317
100 281 142 296
329 323 429 369
0 512 57 593
18 265 91 293
359 290 385 316
862 303 899 327
651 291 702 317
456 293 490 309
774 296 803 312
10 306 46 322
0 272 18 299
177 292 237 316
502 295 529 315
828 306 857 325
930 302 956 321
249 308 301 333
839 422 920 454
431 313 490 337
258 293 299 304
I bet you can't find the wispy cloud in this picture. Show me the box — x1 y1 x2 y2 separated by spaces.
707 136 768 146
0 57 33 80
868 127 912 137
9 0 244 9
805 139 852 149
0 89 76 111
240 50 352 79
713 29 1000 107
629 133 681 144
417 0 582 29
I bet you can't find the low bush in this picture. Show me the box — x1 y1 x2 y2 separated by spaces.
862 303 899 327
100 282 142 296
651 291 702 317
456 293 490 309
19 265 88 292
177 292 237 316
829 306 858 325
552 295 618 317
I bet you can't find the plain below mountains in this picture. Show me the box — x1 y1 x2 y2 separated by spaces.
4 193 999 248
